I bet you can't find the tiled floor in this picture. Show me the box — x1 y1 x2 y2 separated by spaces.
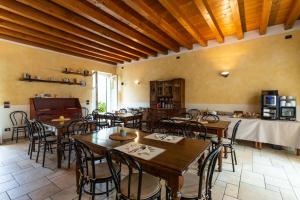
0 140 300 200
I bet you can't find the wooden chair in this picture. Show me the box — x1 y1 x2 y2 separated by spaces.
201 114 220 123
188 109 200 120
63 119 102 168
81 107 89 118
10 111 28 143
185 122 216 140
126 112 142 129
166 145 223 200
74 140 118 200
106 149 161 200
180 112 193 119
33 120 57 167
119 108 128 113
211 120 242 172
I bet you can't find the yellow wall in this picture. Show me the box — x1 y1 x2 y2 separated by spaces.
117 30 300 109
0 40 116 106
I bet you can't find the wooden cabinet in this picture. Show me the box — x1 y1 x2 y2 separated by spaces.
150 78 185 109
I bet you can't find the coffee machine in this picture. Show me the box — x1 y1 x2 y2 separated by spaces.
261 90 279 120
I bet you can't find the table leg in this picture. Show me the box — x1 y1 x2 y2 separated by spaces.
297 149 300 156
217 129 224 172
168 176 184 200
76 158 80 193
57 128 63 168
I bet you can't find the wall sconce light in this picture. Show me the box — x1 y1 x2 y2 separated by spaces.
220 71 230 78
134 80 141 85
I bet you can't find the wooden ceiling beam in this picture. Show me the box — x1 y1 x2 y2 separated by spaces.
229 0 244 39
285 0 300 29
0 33 117 65
193 0 224 43
0 9 138 61
0 19 128 63
50 0 167 54
124 0 192 49
259 0 273 35
0 0 147 58
17 0 156 57
88 0 180 52
0 27 121 64
158 0 207 46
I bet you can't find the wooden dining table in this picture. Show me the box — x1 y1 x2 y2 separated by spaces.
73 127 211 200
169 117 231 171
98 112 143 128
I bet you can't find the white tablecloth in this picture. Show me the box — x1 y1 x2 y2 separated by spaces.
219 116 300 149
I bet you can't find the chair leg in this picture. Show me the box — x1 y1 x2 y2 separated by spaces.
30 141 34 159
28 141 31 155
78 176 84 200
11 128 15 141
16 129 19 143
42 144 47 167
91 181 96 200
36 142 41 163
231 150 235 172
68 144 72 169
106 180 109 197
233 150 237 165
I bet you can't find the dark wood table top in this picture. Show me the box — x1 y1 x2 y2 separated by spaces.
41 119 73 129
73 127 211 175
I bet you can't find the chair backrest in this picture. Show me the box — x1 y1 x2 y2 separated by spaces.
231 120 241 145
25 118 34 139
67 119 84 136
185 122 208 139
188 109 200 119
201 114 220 123
181 112 192 119
106 149 143 200
10 111 28 126
104 112 115 126
198 145 223 199
32 120 47 141
81 107 89 118
119 108 127 113
133 112 142 128
74 140 97 180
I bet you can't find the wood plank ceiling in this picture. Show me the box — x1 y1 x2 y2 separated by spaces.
0 0 299 65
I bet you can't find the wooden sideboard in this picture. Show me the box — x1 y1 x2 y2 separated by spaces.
150 78 185 109
30 98 82 120
149 78 185 125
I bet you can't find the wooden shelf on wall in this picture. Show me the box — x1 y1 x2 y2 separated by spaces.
20 78 85 86
62 70 92 77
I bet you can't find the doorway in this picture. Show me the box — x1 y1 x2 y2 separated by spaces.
92 72 118 112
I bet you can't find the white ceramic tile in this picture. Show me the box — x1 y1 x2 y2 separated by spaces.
239 182 282 200
265 176 292 189
223 195 239 200
241 170 265 188
217 172 240 186
280 188 297 200
7 177 50 199
253 164 287 179
0 192 10 200
225 184 239 198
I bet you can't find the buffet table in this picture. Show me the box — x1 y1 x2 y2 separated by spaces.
219 116 300 152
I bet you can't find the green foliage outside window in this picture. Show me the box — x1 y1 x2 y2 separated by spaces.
98 102 107 112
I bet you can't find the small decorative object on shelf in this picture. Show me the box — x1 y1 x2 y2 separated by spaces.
20 76 85 86
62 67 92 76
